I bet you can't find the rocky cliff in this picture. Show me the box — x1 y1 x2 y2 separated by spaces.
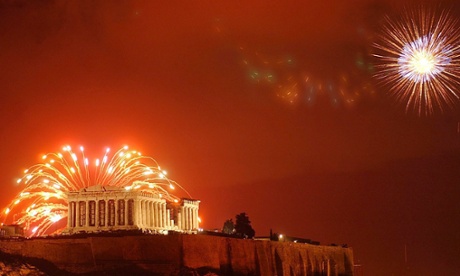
0 234 353 275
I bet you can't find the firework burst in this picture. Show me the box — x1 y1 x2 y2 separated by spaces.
1 145 190 237
373 8 460 115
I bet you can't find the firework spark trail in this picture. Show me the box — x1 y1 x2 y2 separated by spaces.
1 145 190 237
373 7 460 115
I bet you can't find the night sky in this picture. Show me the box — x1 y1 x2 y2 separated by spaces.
1 1 460 275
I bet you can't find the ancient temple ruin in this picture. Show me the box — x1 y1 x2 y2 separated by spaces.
64 185 200 234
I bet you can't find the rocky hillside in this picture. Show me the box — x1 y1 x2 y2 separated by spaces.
0 251 47 275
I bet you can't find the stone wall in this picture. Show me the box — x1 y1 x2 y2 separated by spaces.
0 234 353 275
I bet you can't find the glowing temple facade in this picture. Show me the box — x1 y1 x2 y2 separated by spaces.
64 185 200 234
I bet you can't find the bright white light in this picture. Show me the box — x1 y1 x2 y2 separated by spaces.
50 214 62 223
398 34 451 83
374 8 460 115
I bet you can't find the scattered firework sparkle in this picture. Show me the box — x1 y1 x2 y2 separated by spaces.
237 45 374 108
373 8 460 115
213 18 375 108
1 145 190 237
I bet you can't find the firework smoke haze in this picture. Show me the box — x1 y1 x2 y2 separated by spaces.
373 7 460 115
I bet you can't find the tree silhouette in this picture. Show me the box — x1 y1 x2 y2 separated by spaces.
222 219 235 235
234 212 255 238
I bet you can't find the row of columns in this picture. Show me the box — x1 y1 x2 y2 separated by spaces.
68 199 135 229
180 205 199 230
66 194 200 233
136 200 172 229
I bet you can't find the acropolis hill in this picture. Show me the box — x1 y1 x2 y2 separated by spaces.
0 233 354 275
0 147 354 275
0 184 355 275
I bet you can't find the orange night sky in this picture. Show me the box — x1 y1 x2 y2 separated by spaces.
1 1 460 275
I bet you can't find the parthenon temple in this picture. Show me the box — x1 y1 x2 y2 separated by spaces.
64 185 200 234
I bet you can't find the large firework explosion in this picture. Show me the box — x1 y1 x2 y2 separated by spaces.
373 7 460 115
1 145 190 237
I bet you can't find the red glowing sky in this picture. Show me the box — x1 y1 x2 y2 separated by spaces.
1 1 460 275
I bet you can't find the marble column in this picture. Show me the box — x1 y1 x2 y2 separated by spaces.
67 202 72 228
84 201 89 227
136 200 141 227
95 200 99 228
75 201 80 228
194 207 199 229
151 201 155 227
103 200 107 227
124 199 128 226
114 199 119 226
166 209 171 228
184 207 188 230
142 200 146 227
190 207 193 229
188 207 192 230
160 202 165 228
155 202 160 228
146 201 151 227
